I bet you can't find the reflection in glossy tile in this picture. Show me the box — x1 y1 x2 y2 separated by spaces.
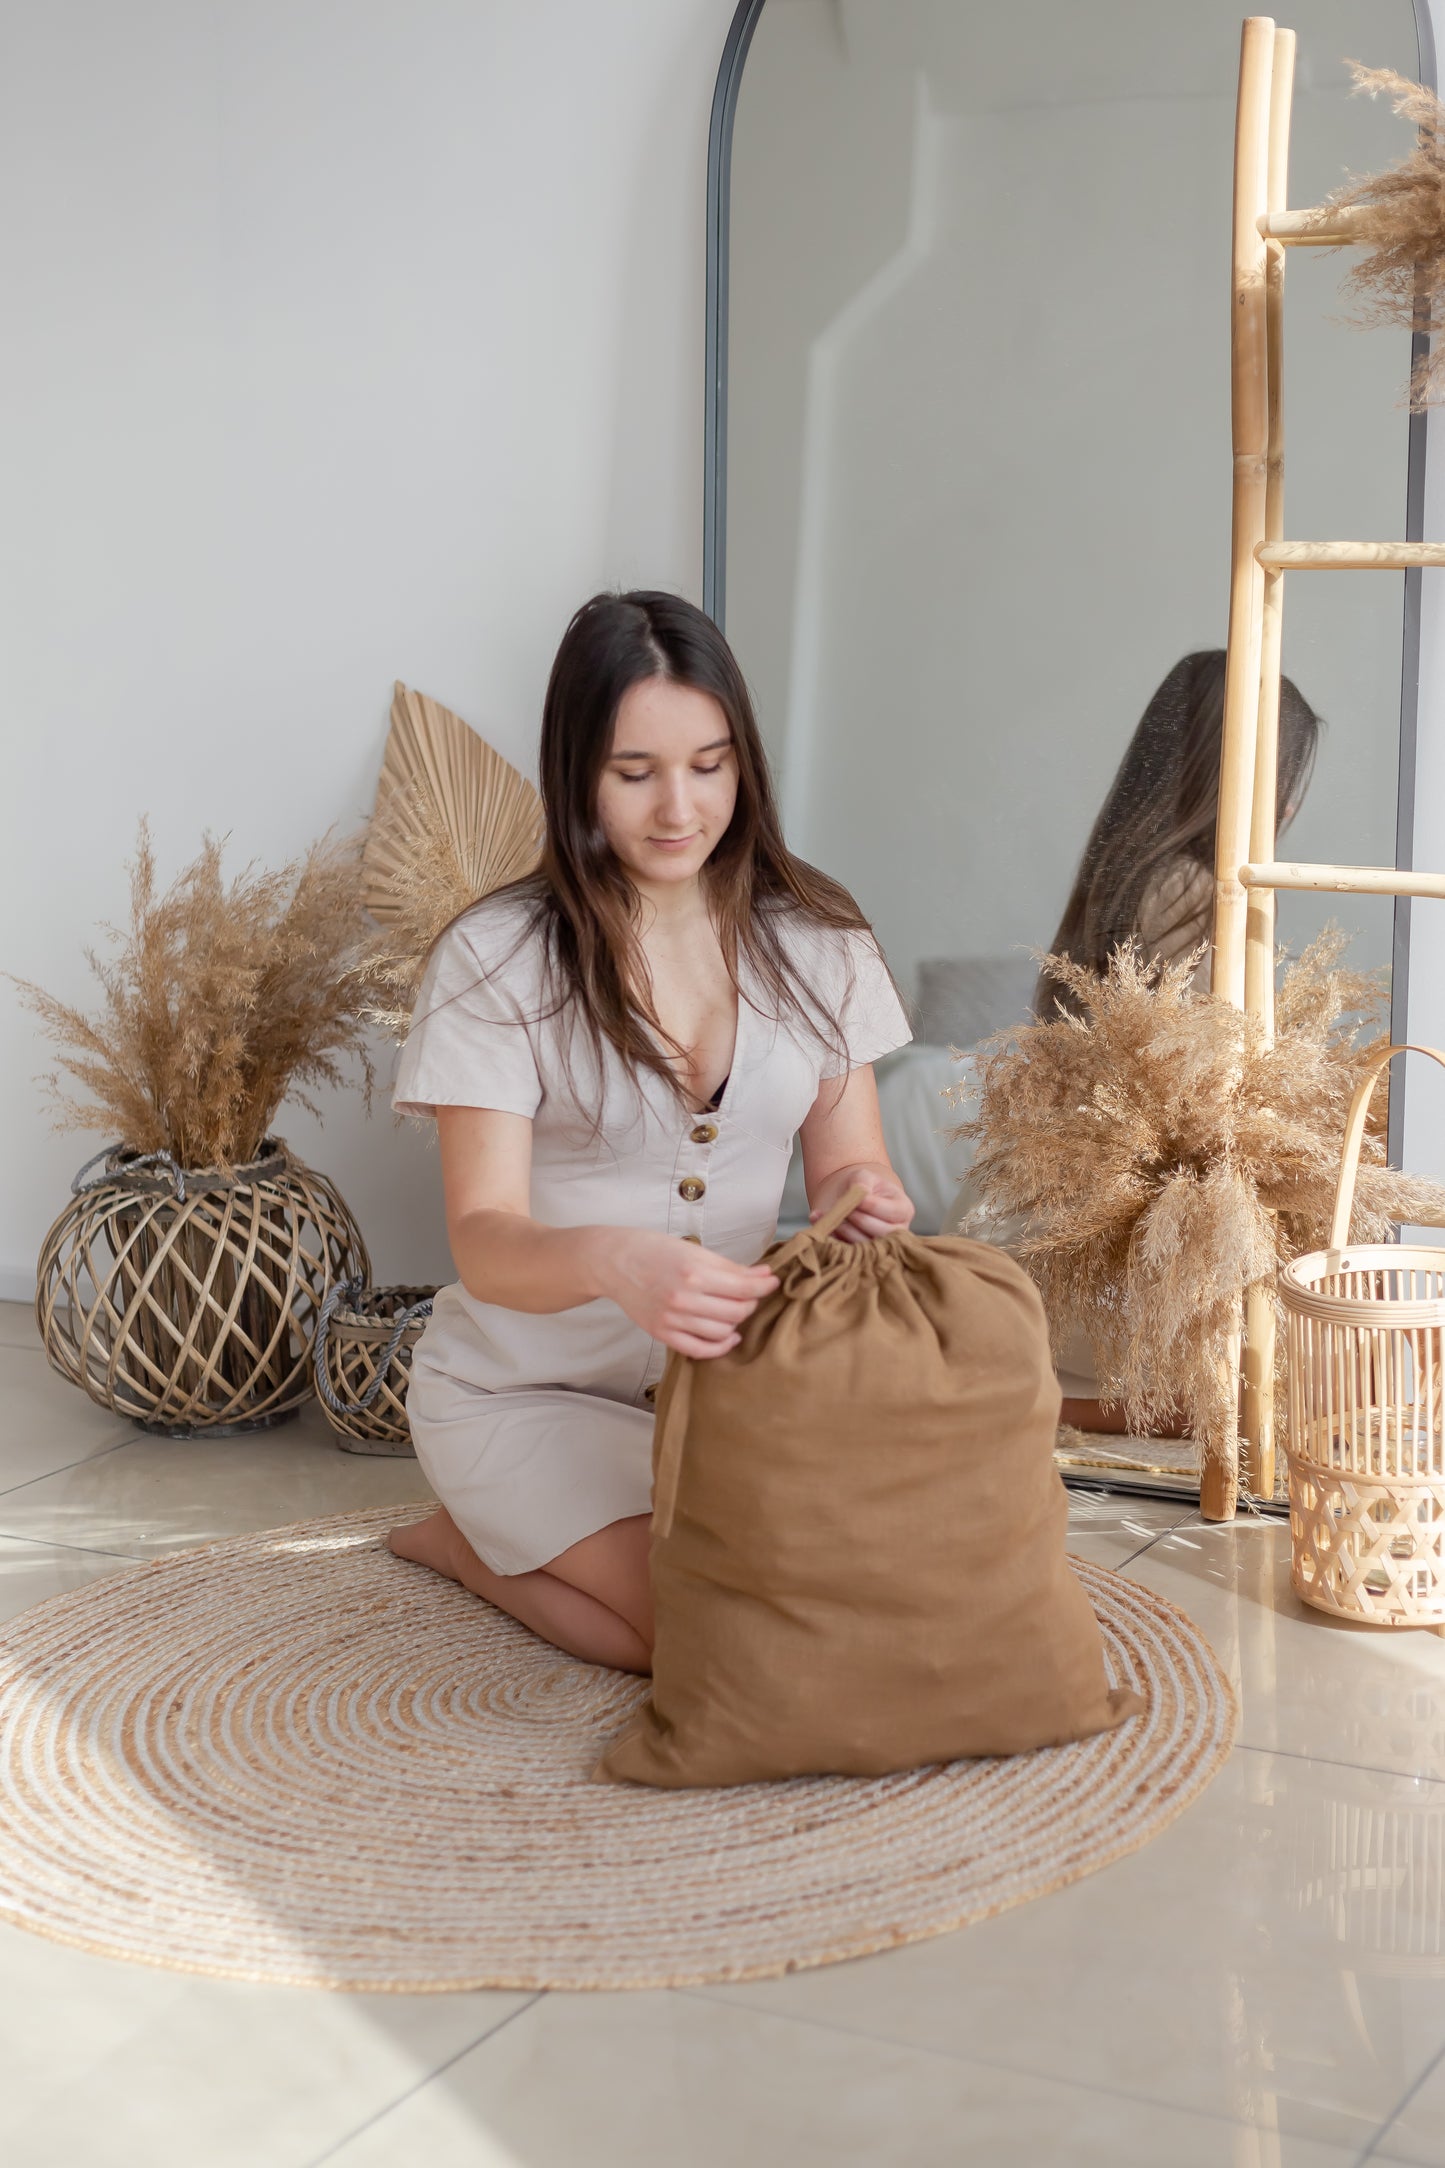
1066 1488 1199 1567
1065 1488 1197 1535
1126 1520 1445 1783
0 1920 531 2168
3 1348 1445 2163
0 1536 141 1622
691 1750 1445 2154
1373 2043 1445 2163
321 1989 1362 2168
0 1346 136 1494
0 1406 433 1557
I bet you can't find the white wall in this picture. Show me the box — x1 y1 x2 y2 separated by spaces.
726 0 1419 1004
0 0 735 1298
4 0 1445 1299
1404 392 1445 1198
1395 0 1445 1205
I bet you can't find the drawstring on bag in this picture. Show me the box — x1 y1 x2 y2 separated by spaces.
651 1182 869 1539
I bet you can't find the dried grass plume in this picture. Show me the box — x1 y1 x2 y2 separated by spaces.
951 933 1445 1469
8 822 377 1169
1318 62 1445 407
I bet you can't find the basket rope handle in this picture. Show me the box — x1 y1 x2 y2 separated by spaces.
69 1137 292 1203
1330 1042 1445 1251
312 1278 434 1418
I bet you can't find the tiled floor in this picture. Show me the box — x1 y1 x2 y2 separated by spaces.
2 1306 1445 2166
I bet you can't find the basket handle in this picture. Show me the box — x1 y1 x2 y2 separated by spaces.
1329 1042 1445 1251
312 1279 434 1418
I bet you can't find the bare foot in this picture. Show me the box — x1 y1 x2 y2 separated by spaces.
386 1506 478 1583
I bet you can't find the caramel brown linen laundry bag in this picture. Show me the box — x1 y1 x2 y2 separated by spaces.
597 1186 1144 1790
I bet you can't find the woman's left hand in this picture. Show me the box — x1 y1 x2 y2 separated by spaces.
809 1163 915 1244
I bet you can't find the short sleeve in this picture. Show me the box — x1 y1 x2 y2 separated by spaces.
816 927 914 1080
391 909 543 1122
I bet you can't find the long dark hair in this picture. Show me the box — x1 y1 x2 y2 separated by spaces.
425 590 878 1108
1037 649 1321 1016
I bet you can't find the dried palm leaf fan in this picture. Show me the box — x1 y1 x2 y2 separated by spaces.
363 682 544 1038
1309 64 1445 408
950 936 1445 1494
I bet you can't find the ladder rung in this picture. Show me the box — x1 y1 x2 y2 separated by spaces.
1240 862 1445 900
1258 207 1371 247
1256 541 1445 571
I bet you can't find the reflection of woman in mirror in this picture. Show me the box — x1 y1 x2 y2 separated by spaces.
1037 646 1322 1430
1036 648 1321 1021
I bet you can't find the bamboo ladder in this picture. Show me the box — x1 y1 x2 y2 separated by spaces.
1209 15 1445 1520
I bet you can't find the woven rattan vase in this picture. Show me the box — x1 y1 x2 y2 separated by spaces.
313 1281 434 1455
36 1138 370 1436
1281 1045 1445 1631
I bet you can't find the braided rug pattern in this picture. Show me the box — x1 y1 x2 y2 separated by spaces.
0 1508 1235 1991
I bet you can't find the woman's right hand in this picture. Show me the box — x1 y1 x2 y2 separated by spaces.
596 1230 779 1360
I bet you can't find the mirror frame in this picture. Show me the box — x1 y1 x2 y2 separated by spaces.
703 0 1438 1163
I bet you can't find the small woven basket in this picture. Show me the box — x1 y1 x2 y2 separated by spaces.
36 1138 369 1436
1280 1044 1445 1632
312 1280 435 1454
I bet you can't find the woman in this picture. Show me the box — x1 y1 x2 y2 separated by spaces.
1036 647 1321 1018
388 591 915 1672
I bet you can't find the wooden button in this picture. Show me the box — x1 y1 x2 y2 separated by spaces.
678 1176 706 1202
643 1381 658 1404
689 1122 718 1144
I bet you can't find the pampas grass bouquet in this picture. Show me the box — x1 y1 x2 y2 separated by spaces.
953 934 1445 1475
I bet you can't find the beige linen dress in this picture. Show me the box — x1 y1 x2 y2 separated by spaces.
392 893 912 1575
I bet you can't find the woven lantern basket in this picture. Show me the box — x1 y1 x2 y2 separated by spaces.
312 1279 435 1455
1280 1045 1445 1632
36 1137 370 1436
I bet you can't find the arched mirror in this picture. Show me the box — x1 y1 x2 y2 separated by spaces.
708 0 1430 1248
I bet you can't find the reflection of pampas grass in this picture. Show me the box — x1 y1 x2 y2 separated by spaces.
1319 63 1445 408
8 822 375 1168
950 933 1445 1464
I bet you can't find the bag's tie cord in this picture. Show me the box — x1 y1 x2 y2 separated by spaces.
652 1361 693 1541
651 1181 869 1539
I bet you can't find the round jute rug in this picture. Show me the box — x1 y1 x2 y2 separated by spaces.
0 1506 1235 1992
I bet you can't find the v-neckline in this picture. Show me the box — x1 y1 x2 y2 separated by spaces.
688 984 745 1118
683 965 748 1121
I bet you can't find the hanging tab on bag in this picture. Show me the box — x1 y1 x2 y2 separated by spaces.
764 1180 871 1271
651 1355 694 1540
810 1180 870 1241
